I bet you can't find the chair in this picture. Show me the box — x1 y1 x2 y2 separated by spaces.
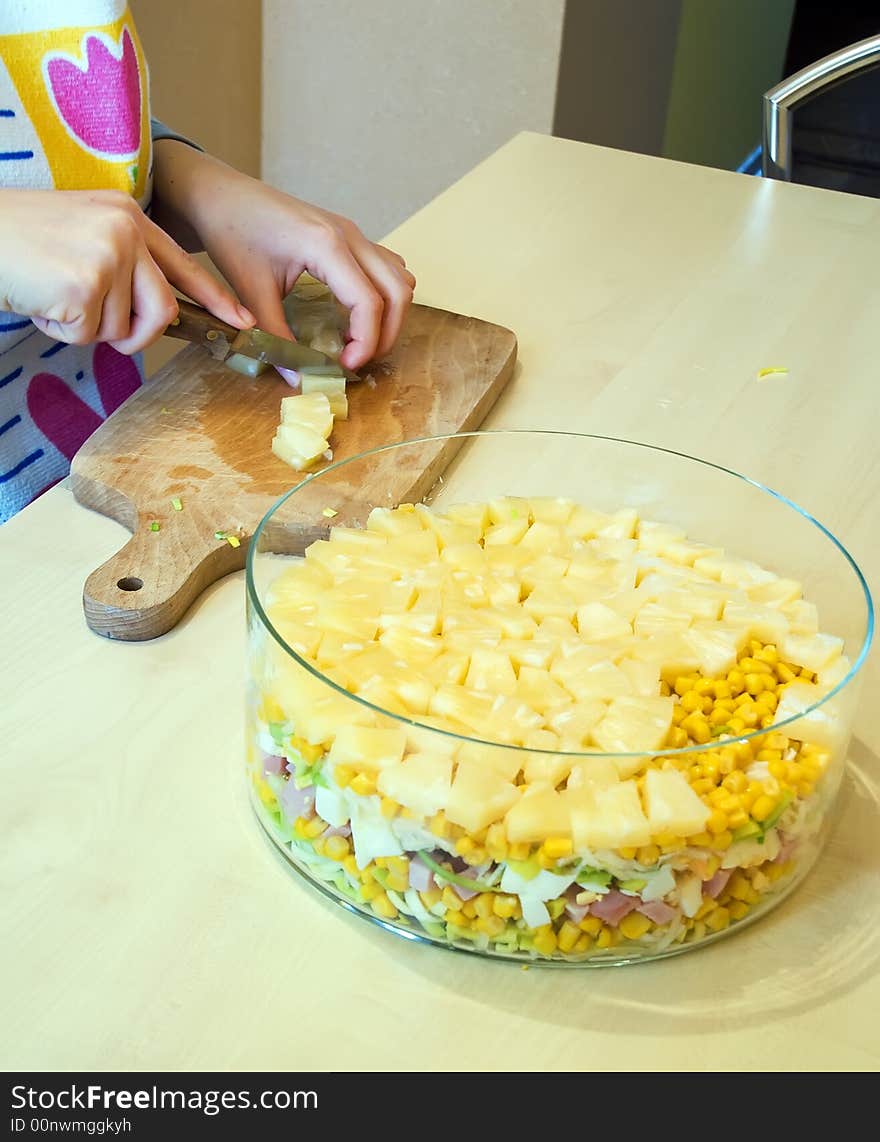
762 33 880 195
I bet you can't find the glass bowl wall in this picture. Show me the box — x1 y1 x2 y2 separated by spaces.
245 431 873 966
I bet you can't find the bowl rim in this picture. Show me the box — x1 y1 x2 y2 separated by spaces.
246 428 875 759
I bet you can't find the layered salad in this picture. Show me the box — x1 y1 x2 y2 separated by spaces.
246 496 853 963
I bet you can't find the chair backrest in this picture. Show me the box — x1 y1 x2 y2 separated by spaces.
762 33 880 194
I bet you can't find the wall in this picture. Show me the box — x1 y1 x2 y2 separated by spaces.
130 0 262 376
261 0 566 241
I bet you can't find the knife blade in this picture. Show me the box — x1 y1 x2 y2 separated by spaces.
166 298 359 384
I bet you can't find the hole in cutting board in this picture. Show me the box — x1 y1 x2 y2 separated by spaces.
117 577 144 592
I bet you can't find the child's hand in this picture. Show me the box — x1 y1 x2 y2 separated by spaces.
151 143 416 371
0 189 253 354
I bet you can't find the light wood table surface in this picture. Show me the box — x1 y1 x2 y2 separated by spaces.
2 132 877 1072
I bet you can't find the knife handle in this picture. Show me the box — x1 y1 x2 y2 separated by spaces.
165 298 240 360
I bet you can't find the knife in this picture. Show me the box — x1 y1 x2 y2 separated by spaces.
165 298 359 384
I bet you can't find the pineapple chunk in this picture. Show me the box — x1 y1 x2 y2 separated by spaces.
465 648 518 695
777 631 844 674
325 725 407 773
484 518 530 545
271 421 329 471
522 749 574 787
591 695 674 774
566 756 619 790
506 784 571 843
377 752 453 817
300 372 348 418
775 679 845 749
280 391 334 438
565 780 651 849
528 496 576 524
366 506 425 537
456 740 522 782
547 700 607 748
642 768 710 837
445 759 520 833
576 601 632 641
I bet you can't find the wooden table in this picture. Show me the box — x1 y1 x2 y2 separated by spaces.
2 132 877 1072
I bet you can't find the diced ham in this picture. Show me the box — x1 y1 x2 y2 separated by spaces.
589 889 638 927
452 867 482 901
636 899 678 925
262 752 286 776
278 780 315 822
408 856 436 894
563 884 590 924
321 823 352 839
703 868 733 899
772 837 797 864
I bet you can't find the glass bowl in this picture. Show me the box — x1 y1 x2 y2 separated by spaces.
245 430 873 966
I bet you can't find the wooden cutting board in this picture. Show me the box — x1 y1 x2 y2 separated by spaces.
71 303 517 641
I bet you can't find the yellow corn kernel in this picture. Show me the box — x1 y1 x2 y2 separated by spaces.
776 663 798 684
688 831 712 847
461 899 478 919
637 844 661 865
726 807 749 829
797 780 815 798
380 796 400 819
755 645 778 665
726 716 746 736
474 914 506 937
532 925 558 956
441 886 463 912
695 897 718 920
323 834 350 861
334 764 355 789
557 920 582 953
744 673 767 695
472 893 494 920
660 680 672 696
618 846 638 860
709 705 733 726
681 713 712 744
721 771 748 794
674 675 698 696
542 836 573 860
691 777 715 796
370 890 398 919
704 808 728 835
712 679 732 701
578 915 603 936
705 906 731 932
759 714 776 728
680 690 704 713
756 749 783 765
702 854 722 878
667 727 689 749
750 794 778 822
508 842 532 862
349 772 376 797
618 912 652 940
727 873 759 904
304 816 328 839
455 835 476 857
671 704 688 726
727 900 750 920
756 689 779 710
659 834 686 853
343 854 360 878
573 933 594 954
430 811 450 838
712 830 733 850
493 893 520 919
360 881 383 902
419 886 443 910
595 925 614 949
727 669 745 695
